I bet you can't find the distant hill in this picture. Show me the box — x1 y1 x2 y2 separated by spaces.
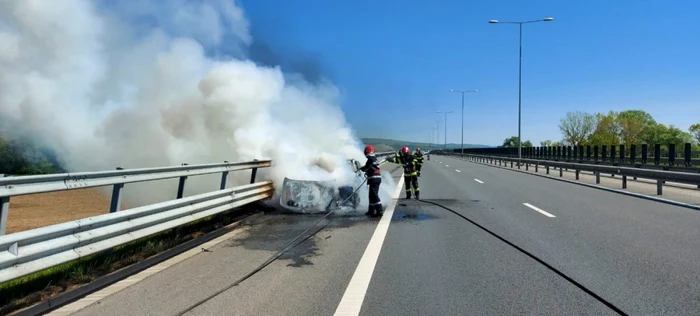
361 138 492 152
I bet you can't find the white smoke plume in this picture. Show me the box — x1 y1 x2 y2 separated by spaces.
0 0 397 211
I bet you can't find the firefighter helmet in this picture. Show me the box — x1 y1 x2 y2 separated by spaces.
364 145 374 155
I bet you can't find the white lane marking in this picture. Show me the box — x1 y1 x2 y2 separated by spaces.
523 203 556 218
334 173 405 315
439 161 442 164
47 223 252 315
445 165 449 167
455 169 461 173
474 179 484 184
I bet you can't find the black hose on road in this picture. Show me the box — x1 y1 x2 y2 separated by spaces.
174 177 369 316
418 199 628 316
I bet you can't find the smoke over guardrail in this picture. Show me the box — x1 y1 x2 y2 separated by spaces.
0 0 393 206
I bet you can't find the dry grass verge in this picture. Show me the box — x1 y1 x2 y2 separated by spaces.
6 189 112 234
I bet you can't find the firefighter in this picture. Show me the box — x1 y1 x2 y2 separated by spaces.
390 146 420 199
360 145 383 217
414 147 424 177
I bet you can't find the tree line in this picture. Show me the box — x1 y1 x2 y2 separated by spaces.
0 137 64 175
499 110 700 152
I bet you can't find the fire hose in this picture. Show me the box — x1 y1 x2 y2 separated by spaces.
174 175 370 315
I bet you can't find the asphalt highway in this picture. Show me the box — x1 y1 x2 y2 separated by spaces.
60 155 700 316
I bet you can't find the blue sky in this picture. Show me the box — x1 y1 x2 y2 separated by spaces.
238 0 700 146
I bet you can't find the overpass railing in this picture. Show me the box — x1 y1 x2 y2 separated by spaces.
442 153 700 195
0 159 272 284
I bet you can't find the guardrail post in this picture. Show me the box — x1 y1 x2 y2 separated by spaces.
657 180 663 195
109 167 125 213
535 163 538 172
641 144 648 164
250 159 259 184
622 175 627 189
596 172 600 184
0 196 9 235
511 161 513 168
177 163 188 199
684 143 692 167
559 167 563 177
220 161 230 190
526 162 529 171
575 170 580 180
546 165 549 174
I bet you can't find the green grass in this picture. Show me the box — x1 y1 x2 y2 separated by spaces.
0 207 256 315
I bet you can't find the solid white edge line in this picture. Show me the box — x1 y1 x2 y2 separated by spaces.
334 172 405 316
455 169 461 173
523 203 556 218
474 179 484 184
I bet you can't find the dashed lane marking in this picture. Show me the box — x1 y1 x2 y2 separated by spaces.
474 179 484 184
523 203 556 218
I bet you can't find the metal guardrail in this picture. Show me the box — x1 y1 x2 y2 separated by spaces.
0 160 271 235
443 153 700 195
0 181 273 284
0 151 395 284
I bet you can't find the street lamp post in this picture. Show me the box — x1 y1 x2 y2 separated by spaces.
449 89 478 155
433 127 439 151
435 121 441 151
436 111 453 149
489 16 553 165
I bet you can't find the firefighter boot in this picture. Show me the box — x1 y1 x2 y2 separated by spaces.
365 206 374 216
373 204 383 217
415 191 420 200
405 191 412 199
